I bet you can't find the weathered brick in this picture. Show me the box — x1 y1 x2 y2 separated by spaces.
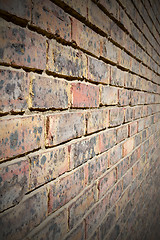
32 0 71 41
0 0 31 21
87 56 110 84
116 124 128 143
100 86 118 106
123 168 133 190
108 180 123 208
0 115 44 161
98 168 117 198
28 208 68 240
109 143 123 166
122 137 134 157
100 38 119 63
69 135 99 169
118 50 131 69
47 39 87 77
110 66 125 87
88 151 109 183
117 156 130 179
0 68 29 113
131 91 140 106
99 128 117 153
30 74 70 110
116 188 129 218
118 88 130 106
86 108 109 134
0 158 29 211
134 106 142 119
29 146 68 189
124 107 134 122
88 0 111 35
71 82 99 108
99 0 119 19
111 23 125 49
137 118 145 132
72 18 101 56
0 18 46 69
48 165 87 213
69 184 97 228
45 112 85 146
60 0 88 18
64 221 85 240
0 187 48 240
109 107 124 126
124 73 136 89
128 121 138 136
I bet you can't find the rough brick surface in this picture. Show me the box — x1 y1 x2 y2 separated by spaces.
0 1 160 240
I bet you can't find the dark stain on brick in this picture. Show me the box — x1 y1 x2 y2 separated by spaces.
0 80 4 90
41 155 46 165
5 83 15 95
10 130 18 149
0 48 4 59
12 43 25 55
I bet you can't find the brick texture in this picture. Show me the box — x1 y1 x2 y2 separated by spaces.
0 1 160 240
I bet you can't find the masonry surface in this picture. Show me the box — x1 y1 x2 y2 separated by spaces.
0 0 160 239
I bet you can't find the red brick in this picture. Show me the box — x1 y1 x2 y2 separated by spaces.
99 0 119 19
29 146 68 189
88 0 111 35
110 66 125 87
109 107 124 126
47 39 87 78
99 128 117 153
45 112 85 146
87 56 110 83
69 184 97 228
0 115 44 161
116 124 128 143
60 0 88 18
0 18 46 69
69 135 99 169
100 86 118 106
71 82 99 108
86 109 109 134
0 68 29 113
88 151 109 183
0 0 31 21
118 89 131 106
124 107 134 122
28 208 68 240
100 38 119 63
65 221 85 240
48 165 87 213
128 121 138 136
30 74 70 110
72 18 101 56
122 137 134 157
117 156 130 179
0 158 29 211
98 168 117 198
32 0 71 41
109 143 122 166
0 187 48 240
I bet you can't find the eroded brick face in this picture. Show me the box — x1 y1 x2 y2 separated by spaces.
0 1 160 240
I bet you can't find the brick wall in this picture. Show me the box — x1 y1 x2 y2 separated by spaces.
0 0 160 239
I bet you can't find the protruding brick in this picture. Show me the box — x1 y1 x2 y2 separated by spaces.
0 158 29 211
86 109 109 134
47 39 87 78
0 18 46 69
48 165 87 213
0 0 31 21
116 124 128 143
0 68 29 113
30 74 70 110
72 18 101 56
0 187 48 240
71 82 99 108
45 112 85 146
69 184 97 228
29 146 69 189
98 168 117 199
32 0 71 41
99 128 117 153
122 137 134 157
100 86 118 106
69 135 99 169
0 115 44 161
109 107 124 126
118 88 131 106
